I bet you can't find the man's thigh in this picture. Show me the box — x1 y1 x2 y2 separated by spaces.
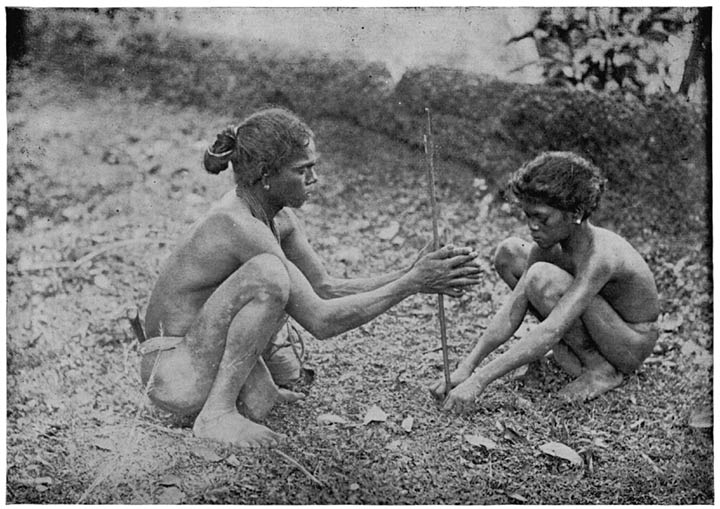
141 341 209 415
581 297 658 374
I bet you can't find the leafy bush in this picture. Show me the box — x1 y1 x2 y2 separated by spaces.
22 9 707 236
395 67 521 124
497 85 706 233
511 7 697 96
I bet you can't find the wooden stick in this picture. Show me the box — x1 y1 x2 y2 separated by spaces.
423 107 452 398
273 449 326 487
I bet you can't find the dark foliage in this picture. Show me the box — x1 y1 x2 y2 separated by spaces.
497 86 707 235
21 10 709 238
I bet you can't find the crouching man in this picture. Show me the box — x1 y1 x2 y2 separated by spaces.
142 107 481 447
432 152 660 409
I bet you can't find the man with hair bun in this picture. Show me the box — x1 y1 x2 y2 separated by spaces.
432 151 660 408
141 107 481 447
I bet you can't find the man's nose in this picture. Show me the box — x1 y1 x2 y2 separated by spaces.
305 167 318 185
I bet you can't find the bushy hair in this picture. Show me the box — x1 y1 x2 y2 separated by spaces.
508 152 606 219
203 107 314 186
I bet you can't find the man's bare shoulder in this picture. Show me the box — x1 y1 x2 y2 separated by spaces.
275 207 300 234
588 225 652 276
183 197 283 262
591 225 641 259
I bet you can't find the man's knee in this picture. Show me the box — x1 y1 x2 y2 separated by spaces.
524 262 571 307
494 237 529 278
243 253 290 304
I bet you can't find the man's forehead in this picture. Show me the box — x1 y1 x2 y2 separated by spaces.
291 141 319 167
521 201 560 214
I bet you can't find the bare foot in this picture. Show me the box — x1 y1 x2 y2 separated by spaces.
239 375 306 421
193 410 285 448
278 388 305 403
442 375 487 412
430 363 474 400
550 342 583 377
511 358 550 383
558 367 623 402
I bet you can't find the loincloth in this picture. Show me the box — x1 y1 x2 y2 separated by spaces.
627 320 659 335
263 325 303 387
138 331 303 387
139 335 184 356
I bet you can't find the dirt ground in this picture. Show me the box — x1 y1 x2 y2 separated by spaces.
6 68 713 504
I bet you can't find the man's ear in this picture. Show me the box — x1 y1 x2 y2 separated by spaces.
573 209 583 224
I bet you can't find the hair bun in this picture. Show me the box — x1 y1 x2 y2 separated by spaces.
203 126 237 174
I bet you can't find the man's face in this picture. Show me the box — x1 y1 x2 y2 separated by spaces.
521 201 575 249
268 138 319 208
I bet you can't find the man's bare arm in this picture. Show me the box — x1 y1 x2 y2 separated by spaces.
279 208 464 298
469 255 614 386
232 213 479 340
459 275 533 371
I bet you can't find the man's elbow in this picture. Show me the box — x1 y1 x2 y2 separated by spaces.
315 282 334 300
315 279 342 299
304 314 342 340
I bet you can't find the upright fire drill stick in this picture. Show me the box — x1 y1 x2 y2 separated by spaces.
423 107 452 398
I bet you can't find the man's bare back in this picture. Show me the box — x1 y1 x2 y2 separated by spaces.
532 225 659 324
145 193 283 339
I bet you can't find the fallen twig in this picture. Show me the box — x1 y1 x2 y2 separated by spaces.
273 449 325 487
13 237 174 273
137 421 193 439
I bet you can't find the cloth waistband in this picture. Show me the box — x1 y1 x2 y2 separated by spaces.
139 336 184 355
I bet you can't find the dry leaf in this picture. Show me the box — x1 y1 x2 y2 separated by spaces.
689 406 712 429
506 491 528 503
362 405 388 425
225 454 241 467
157 486 185 504
93 274 113 291
377 221 400 240
317 413 348 425
539 441 583 466
401 416 414 433
190 445 222 463
464 433 498 450
158 474 182 487
349 483 360 491
659 314 683 332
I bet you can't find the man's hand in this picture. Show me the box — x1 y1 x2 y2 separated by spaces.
429 362 474 399
442 375 486 413
409 244 481 297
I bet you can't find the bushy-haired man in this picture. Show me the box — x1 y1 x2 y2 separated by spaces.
432 152 660 408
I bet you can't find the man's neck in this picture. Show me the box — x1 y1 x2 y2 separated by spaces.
237 185 281 221
560 221 592 254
